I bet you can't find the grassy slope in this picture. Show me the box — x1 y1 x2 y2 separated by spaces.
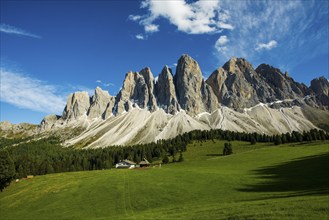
0 141 328 220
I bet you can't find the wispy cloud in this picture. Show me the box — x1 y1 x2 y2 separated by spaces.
144 24 159 33
129 0 233 35
136 34 145 40
0 68 65 114
95 80 115 88
212 0 328 70
0 23 41 39
255 40 278 51
128 15 142 21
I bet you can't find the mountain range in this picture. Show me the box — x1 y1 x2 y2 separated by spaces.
1 54 328 148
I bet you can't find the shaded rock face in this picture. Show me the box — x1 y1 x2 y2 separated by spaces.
206 58 315 110
310 76 329 108
62 92 91 120
311 76 329 96
174 54 218 115
155 66 180 114
102 97 116 119
255 64 307 100
88 87 113 119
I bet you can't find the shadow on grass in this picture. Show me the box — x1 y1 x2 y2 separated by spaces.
238 152 329 197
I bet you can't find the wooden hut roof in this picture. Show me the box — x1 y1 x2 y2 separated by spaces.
123 159 136 165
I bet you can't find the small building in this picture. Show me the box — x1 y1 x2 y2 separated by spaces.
115 160 136 169
139 158 150 168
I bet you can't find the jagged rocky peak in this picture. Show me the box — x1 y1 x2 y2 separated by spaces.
206 67 228 103
311 76 329 96
255 63 306 99
223 57 255 76
88 87 113 119
174 54 218 115
114 68 158 114
155 65 180 114
309 76 329 108
140 67 157 111
62 91 91 120
206 57 261 109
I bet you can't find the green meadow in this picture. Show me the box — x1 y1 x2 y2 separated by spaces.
1 140 328 219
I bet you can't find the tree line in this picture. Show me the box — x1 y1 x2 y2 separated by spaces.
0 128 328 191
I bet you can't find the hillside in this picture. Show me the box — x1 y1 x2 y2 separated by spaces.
1 140 328 219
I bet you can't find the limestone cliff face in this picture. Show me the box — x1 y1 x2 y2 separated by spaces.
140 68 158 111
62 91 90 120
88 87 113 119
174 54 218 115
155 66 180 114
205 67 228 103
114 68 157 114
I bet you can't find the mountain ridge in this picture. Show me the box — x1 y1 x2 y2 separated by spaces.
1 54 328 147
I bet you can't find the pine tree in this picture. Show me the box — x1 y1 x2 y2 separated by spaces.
223 142 233 156
0 150 15 192
274 136 282 145
250 137 256 145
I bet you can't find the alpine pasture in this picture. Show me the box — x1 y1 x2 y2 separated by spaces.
1 140 328 219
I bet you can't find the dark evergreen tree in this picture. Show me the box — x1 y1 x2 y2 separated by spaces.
0 150 15 192
274 135 282 145
223 142 233 156
250 137 256 145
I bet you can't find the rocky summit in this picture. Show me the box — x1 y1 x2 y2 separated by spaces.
2 54 328 147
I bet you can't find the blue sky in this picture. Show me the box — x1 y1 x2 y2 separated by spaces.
1 0 328 124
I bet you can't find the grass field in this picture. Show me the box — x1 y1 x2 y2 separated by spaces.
0 140 328 219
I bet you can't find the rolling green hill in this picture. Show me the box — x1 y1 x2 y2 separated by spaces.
1 141 328 219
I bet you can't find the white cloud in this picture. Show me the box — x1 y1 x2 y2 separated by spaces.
128 15 142 21
217 22 234 30
144 24 159 33
255 40 278 51
129 0 234 35
215 35 229 53
0 23 41 39
96 80 102 83
216 35 229 46
0 68 65 114
136 34 145 40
